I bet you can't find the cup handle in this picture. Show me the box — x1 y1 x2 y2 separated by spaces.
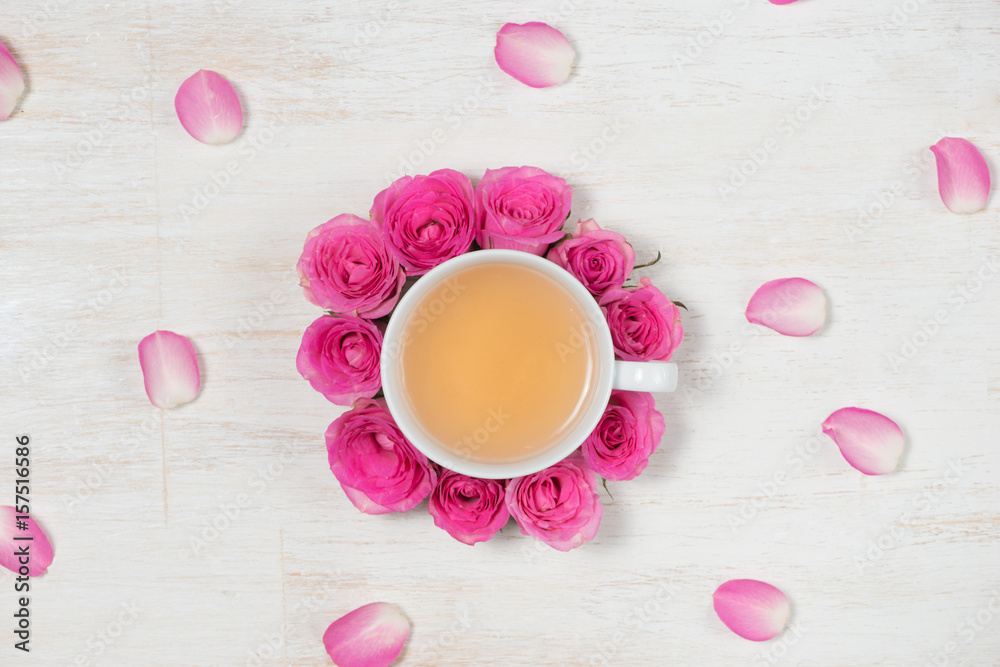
612 361 678 392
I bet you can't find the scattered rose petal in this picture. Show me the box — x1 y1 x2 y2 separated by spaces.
174 70 243 144
769 0 800 4
137 331 201 409
0 507 54 577
822 407 904 475
713 579 789 642
494 22 575 88
0 40 25 121
323 602 410 667
745 278 825 337
930 138 991 214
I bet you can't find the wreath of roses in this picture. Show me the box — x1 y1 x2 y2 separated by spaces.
296 166 683 551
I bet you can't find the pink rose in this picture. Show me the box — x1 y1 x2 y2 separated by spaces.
599 277 683 361
371 169 476 275
475 165 573 255
505 452 602 551
428 471 510 545
297 214 405 319
296 315 382 406
546 218 635 298
582 390 665 481
326 398 438 514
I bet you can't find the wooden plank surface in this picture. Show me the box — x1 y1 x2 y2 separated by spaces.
1 0 998 664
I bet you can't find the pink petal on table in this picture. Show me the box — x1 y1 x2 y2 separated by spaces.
137 331 201 409
822 407 904 475
769 0 800 4
0 41 25 121
713 579 789 642
174 69 243 144
745 278 826 337
0 506 54 577
930 138 991 214
494 22 575 88
323 602 410 667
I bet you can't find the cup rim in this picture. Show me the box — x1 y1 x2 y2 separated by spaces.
380 249 614 479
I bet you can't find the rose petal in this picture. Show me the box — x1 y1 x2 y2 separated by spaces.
769 0 800 4
745 278 825 337
174 70 243 144
0 40 25 121
323 602 410 667
494 22 575 88
821 407 904 475
930 138 991 214
0 507 54 577
713 579 789 642
137 331 201 409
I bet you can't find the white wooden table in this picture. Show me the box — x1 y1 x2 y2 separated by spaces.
2 1 998 665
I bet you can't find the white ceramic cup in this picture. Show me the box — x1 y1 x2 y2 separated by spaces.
380 249 677 479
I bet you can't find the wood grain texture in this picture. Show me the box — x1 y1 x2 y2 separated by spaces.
1 0 998 665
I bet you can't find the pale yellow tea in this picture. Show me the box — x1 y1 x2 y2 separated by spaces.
399 262 596 462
